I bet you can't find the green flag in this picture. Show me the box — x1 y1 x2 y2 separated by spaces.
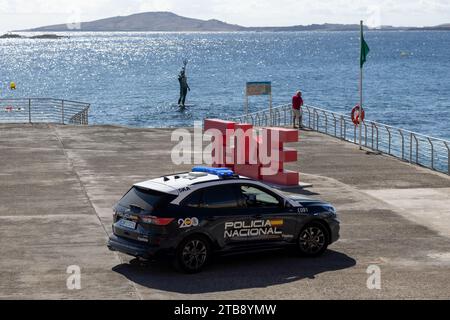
360 31 370 68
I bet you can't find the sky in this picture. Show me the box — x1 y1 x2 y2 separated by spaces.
0 0 450 33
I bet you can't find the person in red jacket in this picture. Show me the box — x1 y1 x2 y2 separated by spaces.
292 91 303 128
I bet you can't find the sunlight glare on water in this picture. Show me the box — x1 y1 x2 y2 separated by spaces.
0 31 449 139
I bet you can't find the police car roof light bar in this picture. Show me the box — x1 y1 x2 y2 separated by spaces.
192 167 235 178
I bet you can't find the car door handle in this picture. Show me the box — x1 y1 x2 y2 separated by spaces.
253 214 263 219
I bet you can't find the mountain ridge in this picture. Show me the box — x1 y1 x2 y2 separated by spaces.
17 11 450 32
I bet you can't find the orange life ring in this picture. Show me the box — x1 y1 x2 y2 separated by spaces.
351 105 365 125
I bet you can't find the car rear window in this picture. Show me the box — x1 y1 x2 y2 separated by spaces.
119 187 176 213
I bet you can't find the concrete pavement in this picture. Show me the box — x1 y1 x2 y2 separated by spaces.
0 123 449 299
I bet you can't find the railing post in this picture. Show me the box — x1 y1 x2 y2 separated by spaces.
307 107 311 129
332 114 337 137
316 111 319 131
288 105 291 127
427 138 434 170
364 122 368 147
61 100 65 125
416 135 419 164
411 134 419 164
444 142 450 175
313 110 317 130
410 132 413 163
371 123 374 150
374 124 379 151
399 129 404 160
28 99 31 123
386 127 392 155
343 117 347 140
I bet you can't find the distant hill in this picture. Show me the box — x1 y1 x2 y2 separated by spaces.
247 23 367 32
408 23 450 31
20 12 245 32
17 11 450 32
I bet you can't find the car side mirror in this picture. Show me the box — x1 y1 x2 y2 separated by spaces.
284 200 293 208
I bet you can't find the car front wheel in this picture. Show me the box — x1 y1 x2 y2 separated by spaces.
298 222 329 257
174 236 211 273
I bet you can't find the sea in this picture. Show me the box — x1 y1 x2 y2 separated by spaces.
0 31 449 139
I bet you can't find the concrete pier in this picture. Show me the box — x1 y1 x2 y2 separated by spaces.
1 123 449 299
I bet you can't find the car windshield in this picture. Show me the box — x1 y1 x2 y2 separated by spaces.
118 187 175 213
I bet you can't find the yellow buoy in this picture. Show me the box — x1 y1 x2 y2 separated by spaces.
10 82 16 90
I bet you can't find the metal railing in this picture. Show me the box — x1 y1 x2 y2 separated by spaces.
0 98 90 125
229 104 450 176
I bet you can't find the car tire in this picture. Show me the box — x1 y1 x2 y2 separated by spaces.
297 222 329 257
173 235 211 274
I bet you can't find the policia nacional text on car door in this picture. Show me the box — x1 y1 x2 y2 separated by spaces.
179 182 299 251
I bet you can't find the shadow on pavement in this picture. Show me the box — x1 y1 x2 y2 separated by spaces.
112 249 356 294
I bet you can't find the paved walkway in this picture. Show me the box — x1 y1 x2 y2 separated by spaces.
0 124 449 299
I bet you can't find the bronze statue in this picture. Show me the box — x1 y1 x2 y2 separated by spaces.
178 59 190 107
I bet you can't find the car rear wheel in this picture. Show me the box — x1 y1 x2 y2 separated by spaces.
298 222 329 257
174 235 211 273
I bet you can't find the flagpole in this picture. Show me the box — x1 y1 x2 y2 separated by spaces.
359 20 364 150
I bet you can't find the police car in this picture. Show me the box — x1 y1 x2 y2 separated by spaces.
108 167 340 273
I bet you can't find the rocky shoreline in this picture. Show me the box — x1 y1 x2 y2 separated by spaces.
0 33 67 39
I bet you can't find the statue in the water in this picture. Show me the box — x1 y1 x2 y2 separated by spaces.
178 59 190 107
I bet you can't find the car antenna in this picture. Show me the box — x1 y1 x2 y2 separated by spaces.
163 176 170 181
